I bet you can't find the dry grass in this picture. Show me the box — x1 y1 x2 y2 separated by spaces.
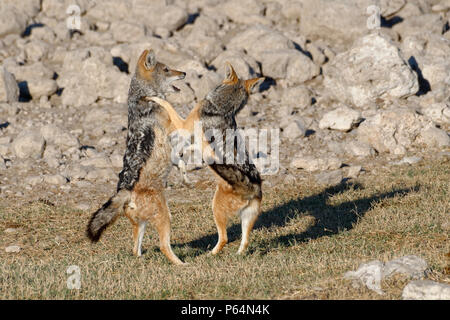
0 158 449 299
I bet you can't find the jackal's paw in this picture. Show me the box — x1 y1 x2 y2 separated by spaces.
211 247 222 255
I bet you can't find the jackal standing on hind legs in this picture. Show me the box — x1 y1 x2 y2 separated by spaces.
86 49 186 265
149 63 265 255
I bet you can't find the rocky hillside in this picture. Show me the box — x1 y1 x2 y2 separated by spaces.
0 0 449 208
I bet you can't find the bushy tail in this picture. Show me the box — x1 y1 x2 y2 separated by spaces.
86 189 131 242
209 163 262 199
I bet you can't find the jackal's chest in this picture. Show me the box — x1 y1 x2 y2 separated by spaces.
136 126 172 189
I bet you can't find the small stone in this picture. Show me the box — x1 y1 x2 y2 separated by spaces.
394 156 422 165
5 245 21 253
402 280 450 300
54 235 67 244
283 120 307 140
314 170 343 186
291 154 342 172
43 174 67 185
319 106 362 132
85 167 117 182
347 166 362 179
344 260 384 295
25 175 44 186
80 155 112 168
383 255 428 279
75 203 90 211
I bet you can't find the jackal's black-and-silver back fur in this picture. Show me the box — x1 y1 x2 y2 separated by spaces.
200 66 264 199
86 49 185 242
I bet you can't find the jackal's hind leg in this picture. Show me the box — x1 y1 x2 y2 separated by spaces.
237 198 261 254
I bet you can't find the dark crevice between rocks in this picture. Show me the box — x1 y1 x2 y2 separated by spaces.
18 81 32 102
113 57 129 74
443 21 449 34
55 88 64 96
408 56 431 96
21 23 45 37
259 77 276 93
380 16 403 28
293 42 313 60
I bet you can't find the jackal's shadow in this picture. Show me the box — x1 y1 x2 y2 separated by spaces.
179 182 419 255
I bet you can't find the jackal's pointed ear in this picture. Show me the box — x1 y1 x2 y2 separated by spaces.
139 49 156 70
244 77 265 93
223 62 239 84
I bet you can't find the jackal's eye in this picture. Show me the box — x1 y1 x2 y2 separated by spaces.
163 67 169 72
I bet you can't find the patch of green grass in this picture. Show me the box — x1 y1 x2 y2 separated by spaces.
0 159 449 299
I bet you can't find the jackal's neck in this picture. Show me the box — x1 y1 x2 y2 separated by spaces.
128 76 165 103
203 84 248 117
127 76 166 120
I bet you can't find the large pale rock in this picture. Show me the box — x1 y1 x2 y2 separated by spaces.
57 47 130 106
2 0 41 20
42 0 94 21
183 15 222 62
344 140 376 157
227 24 318 82
0 67 19 103
110 21 147 43
421 102 450 125
280 86 312 109
3 61 54 83
402 33 450 92
26 78 58 99
12 129 45 159
137 4 188 32
357 108 432 154
40 124 80 150
379 0 406 16
319 106 362 132
86 0 129 23
219 0 266 25
324 34 419 108
418 127 450 148
228 25 295 57
383 255 428 279
393 14 446 39
211 50 261 80
344 260 384 295
24 40 49 62
295 0 373 45
0 5 27 37
402 280 450 300
258 49 320 82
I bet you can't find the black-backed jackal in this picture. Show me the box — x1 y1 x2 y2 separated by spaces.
86 49 187 265
149 63 264 255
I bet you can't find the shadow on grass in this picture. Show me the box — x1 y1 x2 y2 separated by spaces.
178 182 419 256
